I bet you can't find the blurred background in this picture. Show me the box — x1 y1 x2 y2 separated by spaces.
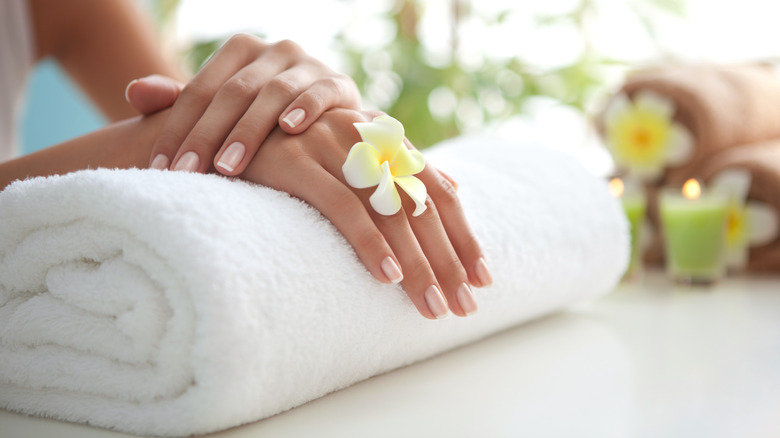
20 0 780 172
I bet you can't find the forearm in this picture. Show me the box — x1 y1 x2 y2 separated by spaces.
29 0 186 121
0 110 169 189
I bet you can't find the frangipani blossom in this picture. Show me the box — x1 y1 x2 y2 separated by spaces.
342 115 427 216
604 91 694 181
711 169 779 269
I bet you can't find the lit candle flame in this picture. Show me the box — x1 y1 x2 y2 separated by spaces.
608 177 624 198
682 178 701 200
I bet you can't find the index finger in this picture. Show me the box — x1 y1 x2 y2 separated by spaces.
148 34 267 169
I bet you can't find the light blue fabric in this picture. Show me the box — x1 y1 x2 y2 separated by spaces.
19 60 106 154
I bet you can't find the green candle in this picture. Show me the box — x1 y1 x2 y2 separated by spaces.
622 195 646 278
660 179 728 284
610 178 646 280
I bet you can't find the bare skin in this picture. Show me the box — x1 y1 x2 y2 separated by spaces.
29 0 186 120
9 0 491 319
0 109 491 319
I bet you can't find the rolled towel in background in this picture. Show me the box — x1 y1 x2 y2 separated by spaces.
616 63 780 184
598 63 780 269
0 137 628 436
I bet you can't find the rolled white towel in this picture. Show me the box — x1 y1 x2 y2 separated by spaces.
0 136 628 436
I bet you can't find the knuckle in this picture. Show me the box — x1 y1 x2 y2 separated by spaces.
232 116 265 140
221 76 256 99
273 39 304 56
415 197 441 226
407 257 433 281
354 227 386 253
180 80 214 106
154 130 185 154
433 179 460 209
297 88 325 113
183 129 213 150
325 107 372 126
265 76 300 100
226 33 259 49
443 254 465 275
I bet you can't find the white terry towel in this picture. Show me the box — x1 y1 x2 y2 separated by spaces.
0 136 628 436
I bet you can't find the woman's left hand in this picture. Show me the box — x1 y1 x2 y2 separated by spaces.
125 34 361 175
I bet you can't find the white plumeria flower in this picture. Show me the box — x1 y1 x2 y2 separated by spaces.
604 91 694 181
711 169 779 270
342 115 427 216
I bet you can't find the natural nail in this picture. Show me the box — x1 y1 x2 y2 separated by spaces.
150 154 170 170
381 257 403 284
424 285 449 319
282 108 306 128
173 151 199 172
438 168 458 191
124 79 138 103
216 142 245 173
475 257 493 287
456 283 478 316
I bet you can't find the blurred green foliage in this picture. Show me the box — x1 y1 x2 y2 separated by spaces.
335 0 685 148
155 0 684 148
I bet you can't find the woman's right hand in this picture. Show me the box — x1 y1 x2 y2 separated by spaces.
239 109 492 320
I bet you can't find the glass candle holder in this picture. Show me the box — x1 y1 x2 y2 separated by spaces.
659 179 728 285
609 177 646 281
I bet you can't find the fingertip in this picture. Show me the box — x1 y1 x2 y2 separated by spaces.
125 79 139 103
380 256 403 284
471 257 493 288
281 108 307 131
423 284 450 320
127 75 184 115
437 168 458 191
150 154 170 170
214 141 246 176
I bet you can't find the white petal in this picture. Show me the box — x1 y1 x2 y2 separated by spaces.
369 162 402 216
634 90 675 119
665 123 695 166
390 146 426 177
603 93 631 128
710 168 751 202
342 142 383 189
353 115 405 160
725 246 749 270
394 175 428 217
746 201 779 246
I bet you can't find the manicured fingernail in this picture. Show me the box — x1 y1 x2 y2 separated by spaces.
150 154 170 170
282 108 306 128
457 283 478 316
173 151 199 172
424 285 449 319
475 257 493 287
438 168 458 191
124 79 138 102
381 257 403 284
216 142 245 173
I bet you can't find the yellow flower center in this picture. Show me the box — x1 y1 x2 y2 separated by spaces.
632 126 652 149
725 202 747 248
607 104 674 172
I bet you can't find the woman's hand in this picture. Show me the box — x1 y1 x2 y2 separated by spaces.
240 108 492 320
127 34 361 175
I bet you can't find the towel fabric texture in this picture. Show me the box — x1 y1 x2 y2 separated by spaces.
603 64 780 270
0 136 628 436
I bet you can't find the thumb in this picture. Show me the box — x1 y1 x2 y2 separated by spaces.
125 74 184 115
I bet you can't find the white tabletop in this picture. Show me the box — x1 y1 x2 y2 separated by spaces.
2 270 779 437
